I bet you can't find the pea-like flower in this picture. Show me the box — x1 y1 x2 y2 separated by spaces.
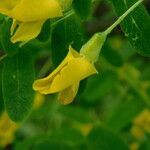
33 0 143 105
0 0 63 43
33 46 98 105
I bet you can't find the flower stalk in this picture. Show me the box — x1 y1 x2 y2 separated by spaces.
104 0 143 35
80 0 144 63
0 54 7 62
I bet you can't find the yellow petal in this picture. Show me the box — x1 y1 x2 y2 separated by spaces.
59 82 79 105
33 47 97 94
33 47 80 92
10 0 63 22
11 20 45 43
0 0 19 14
48 57 97 93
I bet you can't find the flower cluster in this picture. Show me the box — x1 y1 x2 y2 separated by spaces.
131 109 150 138
130 109 150 150
0 0 144 106
0 0 63 43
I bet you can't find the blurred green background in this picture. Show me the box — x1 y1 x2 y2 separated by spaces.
0 0 150 150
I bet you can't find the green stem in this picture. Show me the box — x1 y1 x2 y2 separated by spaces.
0 54 7 62
38 59 52 78
51 10 74 27
104 0 143 35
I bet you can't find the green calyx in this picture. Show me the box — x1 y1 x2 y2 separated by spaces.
80 33 106 63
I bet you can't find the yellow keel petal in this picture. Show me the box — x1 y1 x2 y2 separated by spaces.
59 82 79 105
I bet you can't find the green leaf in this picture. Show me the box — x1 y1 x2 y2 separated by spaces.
0 98 4 116
0 64 4 115
108 0 150 56
0 19 19 55
37 20 51 42
73 0 92 19
105 98 146 133
0 14 5 21
2 49 35 122
87 126 129 150
51 14 84 67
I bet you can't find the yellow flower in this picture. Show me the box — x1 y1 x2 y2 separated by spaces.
133 109 150 133
0 112 18 147
0 0 63 43
130 143 139 150
33 46 97 105
130 126 144 140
